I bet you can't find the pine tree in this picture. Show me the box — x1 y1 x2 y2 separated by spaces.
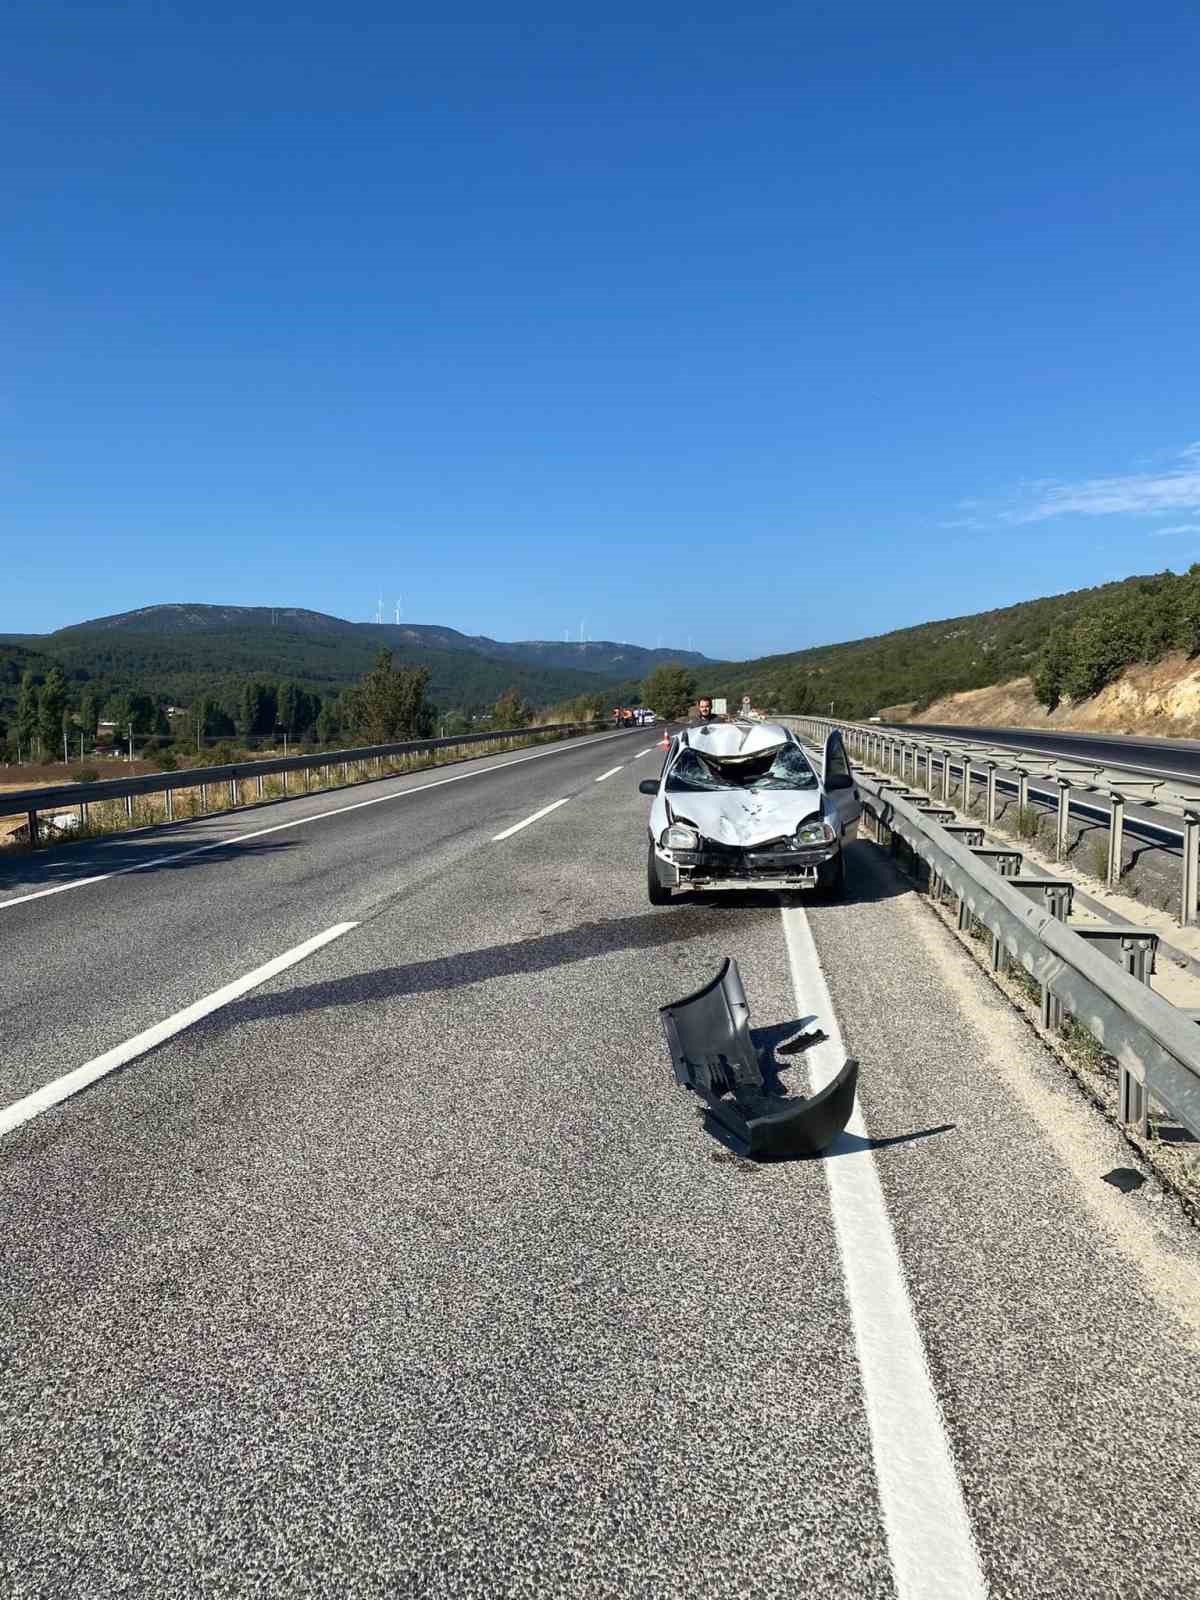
38 667 69 760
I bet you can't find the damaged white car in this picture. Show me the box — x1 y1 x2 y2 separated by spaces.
638 721 861 904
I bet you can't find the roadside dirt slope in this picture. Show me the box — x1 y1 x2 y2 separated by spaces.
885 651 1200 737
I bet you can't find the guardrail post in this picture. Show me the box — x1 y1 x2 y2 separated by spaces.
1056 779 1071 861
201 782 209 811
1017 770 1029 812
282 768 289 795
941 750 952 805
26 809 38 847
1182 811 1200 927
341 761 349 783
1119 1068 1148 1135
1042 985 1063 1032
229 777 238 808
961 756 973 812
256 774 264 799
986 762 998 826
1107 793 1125 888
124 795 133 820
165 787 174 822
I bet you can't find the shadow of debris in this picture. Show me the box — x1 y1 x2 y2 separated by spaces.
701 1112 955 1163
192 905 756 1037
824 1123 955 1157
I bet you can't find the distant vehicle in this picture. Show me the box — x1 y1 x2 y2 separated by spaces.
868 716 882 723
638 720 861 904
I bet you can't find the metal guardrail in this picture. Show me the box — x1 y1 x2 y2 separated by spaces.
783 715 1200 1141
789 715 1200 925
3 721 604 847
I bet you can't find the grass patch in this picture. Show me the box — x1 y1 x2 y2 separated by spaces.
1086 837 1110 882
1014 804 1041 841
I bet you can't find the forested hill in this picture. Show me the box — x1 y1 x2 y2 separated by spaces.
0 603 711 722
694 571 1200 719
44 604 710 680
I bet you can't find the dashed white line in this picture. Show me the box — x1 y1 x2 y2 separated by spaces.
781 904 987 1600
634 746 659 758
0 922 359 1140
594 766 625 783
491 797 571 841
0 730 634 914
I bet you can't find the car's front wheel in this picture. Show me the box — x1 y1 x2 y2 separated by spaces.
647 841 673 905
817 849 846 900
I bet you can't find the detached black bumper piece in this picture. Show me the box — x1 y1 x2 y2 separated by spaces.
660 957 858 1161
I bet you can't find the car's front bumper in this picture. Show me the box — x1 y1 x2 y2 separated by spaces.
654 838 839 891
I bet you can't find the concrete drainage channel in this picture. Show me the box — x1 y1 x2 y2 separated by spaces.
789 725 1200 1216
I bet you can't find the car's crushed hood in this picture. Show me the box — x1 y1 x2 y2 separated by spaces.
672 789 820 848
688 720 791 763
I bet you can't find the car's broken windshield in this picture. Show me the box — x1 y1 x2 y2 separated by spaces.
665 744 818 792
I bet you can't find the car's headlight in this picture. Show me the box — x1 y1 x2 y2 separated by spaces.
663 823 701 851
794 820 837 846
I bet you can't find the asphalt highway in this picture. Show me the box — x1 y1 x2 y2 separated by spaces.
889 722 1200 787
3 726 1200 1598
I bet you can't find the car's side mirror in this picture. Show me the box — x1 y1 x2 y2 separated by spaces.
638 778 659 796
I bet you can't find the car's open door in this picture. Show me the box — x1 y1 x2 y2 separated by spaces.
822 728 862 835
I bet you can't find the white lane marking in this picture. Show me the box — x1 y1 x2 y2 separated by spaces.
491 797 571 841
634 746 658 758
781 905 987 1600
594 766 625 783
0 730 634 913
0 922 358 1140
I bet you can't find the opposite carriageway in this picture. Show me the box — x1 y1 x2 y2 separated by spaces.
791 715 1200 925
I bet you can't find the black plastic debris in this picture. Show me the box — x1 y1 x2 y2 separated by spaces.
660 957 858 1160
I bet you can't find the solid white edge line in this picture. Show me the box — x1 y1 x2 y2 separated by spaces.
491 796 571 841
780 904 987 1600
594 766 625 782
0 729 634 913
0 922 359 1139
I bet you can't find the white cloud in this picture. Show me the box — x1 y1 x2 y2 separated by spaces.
958 442 1200 527
1150 523 1200 537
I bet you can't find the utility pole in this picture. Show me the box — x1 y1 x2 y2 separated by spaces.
128 722 134 764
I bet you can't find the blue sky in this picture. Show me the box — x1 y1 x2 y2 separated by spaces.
5 3 1199 660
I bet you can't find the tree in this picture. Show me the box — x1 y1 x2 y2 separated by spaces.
16 670 39 757
276 680 301 742
493 687 532 729
78 689 100 745
38 666 69 760
1032 627 1071 711
238 679 277 740
106 690 159 736
641 662 697 720
350 651 433 742
314 697 342 745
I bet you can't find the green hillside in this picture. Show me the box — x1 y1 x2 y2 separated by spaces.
696 570 1200 719
0 619 643 732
